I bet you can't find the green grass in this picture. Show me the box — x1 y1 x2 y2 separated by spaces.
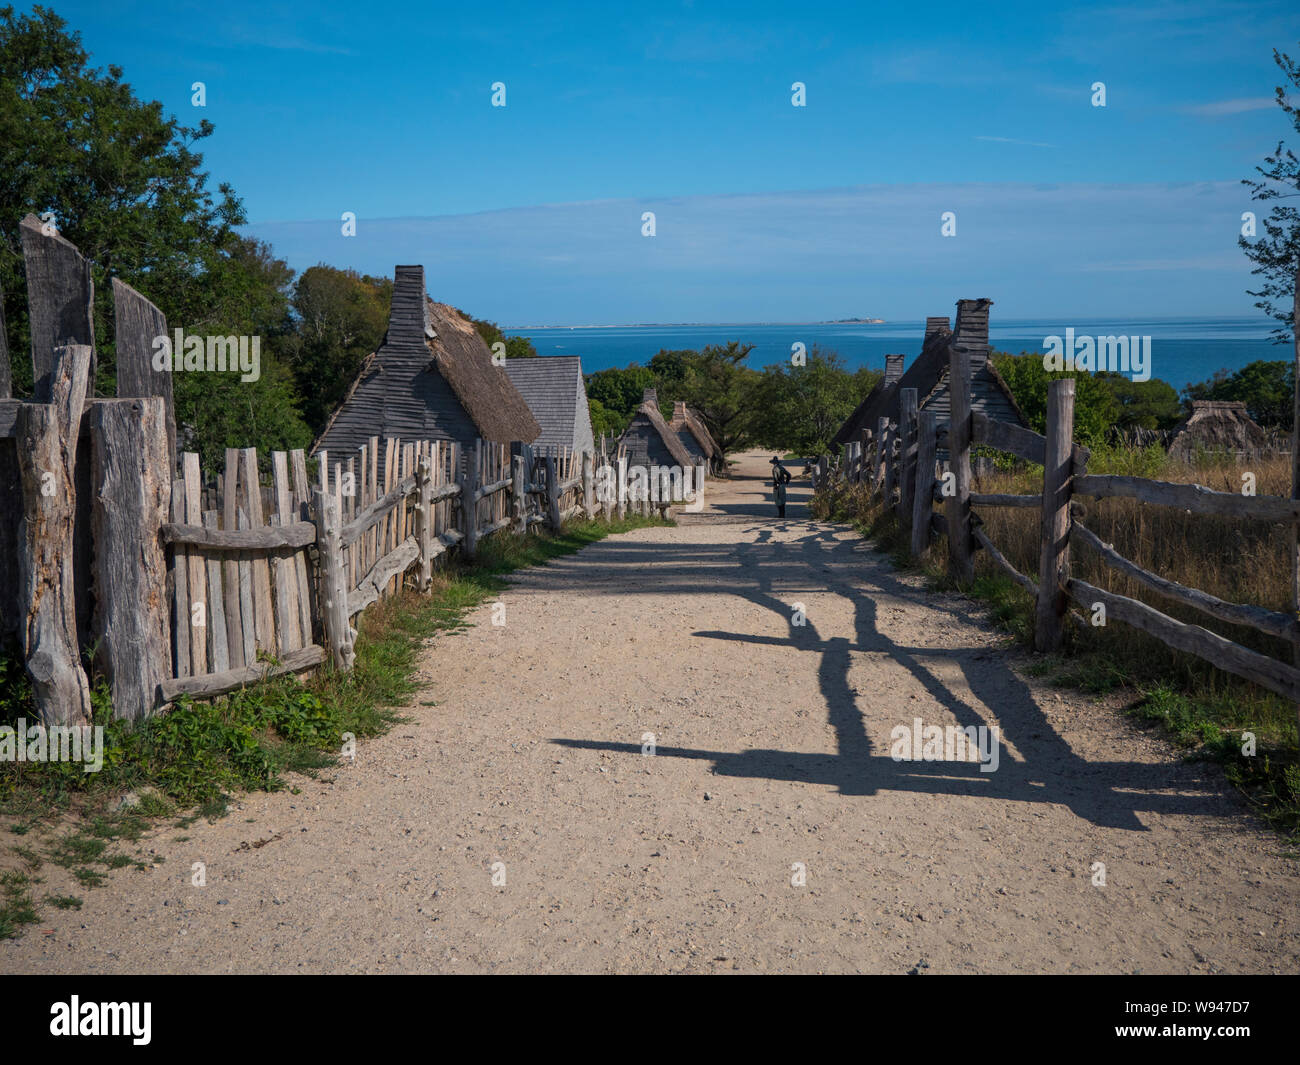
0 512 668 936
813 481 1300 843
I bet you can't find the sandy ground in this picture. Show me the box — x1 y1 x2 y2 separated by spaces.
2 450 1297 974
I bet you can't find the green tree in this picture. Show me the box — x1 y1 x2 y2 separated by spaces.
1240 45 1300 344
1095 371 1183 430
750 347 877 454
585 365 656 418
0 4 246 394
992 351 1119 447
671 342 759 456
282 265 391 432
1183 359 1294 428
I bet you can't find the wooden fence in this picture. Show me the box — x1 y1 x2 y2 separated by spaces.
0 214 628 728
820 327 1300 712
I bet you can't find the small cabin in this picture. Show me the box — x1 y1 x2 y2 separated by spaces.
502 355 595 455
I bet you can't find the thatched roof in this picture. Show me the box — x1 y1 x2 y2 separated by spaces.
1168 400 1269 456
312 265 539 456
670 400 720 459
620 388 693 467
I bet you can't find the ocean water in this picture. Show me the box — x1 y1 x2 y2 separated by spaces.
505 317 1287 392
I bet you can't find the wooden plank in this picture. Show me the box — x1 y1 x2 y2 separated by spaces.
271 451 303 651
340 474 418 546
462 441 481 558
946 340 974 584
1035 379 1075 652
238 448 275 656
1068 578 1300 703
158 645 325 704
898 388 918 522
111 277 175 466
973 527 1037 597
221 449 245 670
911 410 938 556
290 449 315 643
169 480 190 678
19 214 95 400
181 453 208 676
1072 521 1296 640
1074 473 1300 523
312 488 354 670
348 537 420 617
15 344 93 725
161 521 316 549
546 452 562 530
201 511 230 674
235 506 257 668
971 492 1041 508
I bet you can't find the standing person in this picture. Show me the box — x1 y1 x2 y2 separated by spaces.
770 456 792 518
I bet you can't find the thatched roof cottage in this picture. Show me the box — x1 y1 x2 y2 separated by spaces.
619 388 693 469
502 355 594 454
1168 400 1269 460
312 264 540 459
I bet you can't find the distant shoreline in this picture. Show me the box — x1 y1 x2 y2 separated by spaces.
506 320 887 330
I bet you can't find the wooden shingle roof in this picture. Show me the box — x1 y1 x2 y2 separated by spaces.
502 356 594 453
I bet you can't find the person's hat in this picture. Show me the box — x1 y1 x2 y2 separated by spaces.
770 455 780 464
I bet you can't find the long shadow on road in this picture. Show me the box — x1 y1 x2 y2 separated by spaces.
547 475 1211 831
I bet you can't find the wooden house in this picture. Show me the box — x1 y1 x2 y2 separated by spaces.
502 355 594 455
832 301 1025 449
312 264 540 460
619 388 693 469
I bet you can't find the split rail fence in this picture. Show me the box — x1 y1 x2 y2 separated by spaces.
820 315 1300 712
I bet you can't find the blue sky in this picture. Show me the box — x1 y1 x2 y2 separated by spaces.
40 0 1300 323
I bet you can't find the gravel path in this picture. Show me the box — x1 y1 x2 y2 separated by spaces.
3 451 1297 973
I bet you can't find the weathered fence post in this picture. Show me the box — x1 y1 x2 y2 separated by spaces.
898 388 918 522
460 440 481 561
546 454 562 530
1035 378 1076 651
816 455 828 492
582 451 596 519
875 416 889 493
946 340 975 585
416 453 434 591
312 487 354 671
90 397 170 720
911 410 938 558
511 447 528 534
882 424 896 505
617 455 627 520
16 343 93 726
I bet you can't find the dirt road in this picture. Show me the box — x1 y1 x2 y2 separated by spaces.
4 451 1297 973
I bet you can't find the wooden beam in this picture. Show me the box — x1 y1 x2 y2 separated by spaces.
1072 521 1296 640
1035 379 1075 652
16 344 93 726
973 527 1038 597
946 340 974 584
158 644 325 704
311 488 354 671
90 398 171 721
1075 473 1300 523
898 387 918 523
161 520 316 549
111 277 175 467
911 410 937 557
971 492 1041 508
340 473 418 546
1068 578 1300 703
347 536 419 617
20 214 95 400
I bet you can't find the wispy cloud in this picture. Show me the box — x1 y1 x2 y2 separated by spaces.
975 136 1056 148
1183 95 1289 116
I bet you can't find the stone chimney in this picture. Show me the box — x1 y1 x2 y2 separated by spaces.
952 298 993 371
389 265 431 345
884 354 904 385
